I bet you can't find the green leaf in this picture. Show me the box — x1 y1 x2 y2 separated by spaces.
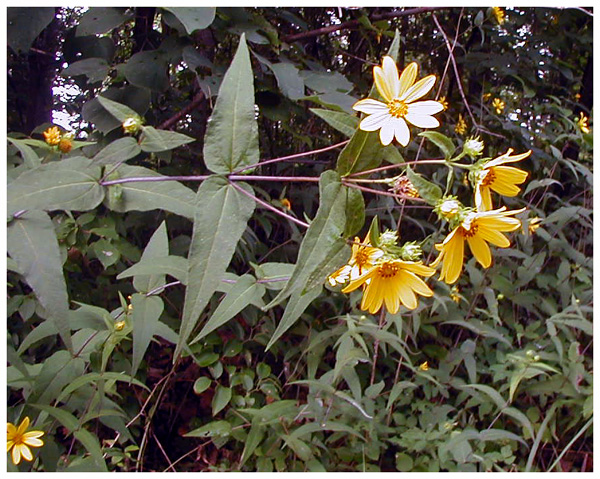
191 274 265 343
131 294 165 376
57 372 148 403
203 34 259 174
162 7 216 34
344 186 365 237
92 238 120 269
76 7 131 36
62 58 109 83
117 255 188 285
7 211 72 351
254 262 294 290
405 165 443 205
96 96 140 123
269 62 305 100
310 108 359 138
133 221 169 294
418 131 456 159
282 435 313 462
7 7 55 54
176 177 255 359
240 423 265 466
193 377 212 395
266 170 347 309
8 157 105 216
92 137 141 165
212 385 232 415
139 126 195 153
102 164 197 219
185 420 232 438
7 137 41 168
123 49 170 92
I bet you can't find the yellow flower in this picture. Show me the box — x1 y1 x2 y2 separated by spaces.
455 114 467 135
482 92 492 102
431 207 525 284
492 7 506 25
577 112 590 134
450 285 461 304
328 234 384 287
419 361 429 371
7 417 44 465
473 149 530 211
353 57 444 146
492 98 505 114
438 96 449 110
281 198 292 210
58 138 73 153
43 126 61 146
115 320 126 331
527 217 542 234
342 259 435 314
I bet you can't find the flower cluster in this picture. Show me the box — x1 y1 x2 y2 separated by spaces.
42 126 73 153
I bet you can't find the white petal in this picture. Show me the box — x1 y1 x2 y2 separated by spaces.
398 62 418 98
392 117 410 146
402 75 436 103
379 119 395 145
407 100 444 116
353 98 389 114
381 56 400 98
359 112 390 131
404 113 440 128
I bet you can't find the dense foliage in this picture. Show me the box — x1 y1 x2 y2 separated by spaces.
7 6 592 472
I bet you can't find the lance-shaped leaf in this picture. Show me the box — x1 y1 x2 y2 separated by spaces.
139 126 195 153
7 157 104 216
335 30 402 176
7 137 41 168
92 137 141 165
265 170 347 309
406 165 443 205
117 256 188 285
97 95 140 122
7 211 72 351
131 294 164 376
310 108 359 138
418 131 456 159
203 34 259 174
102 164 197 219
191 274 265 344
133 221 168 294
175 177 255 359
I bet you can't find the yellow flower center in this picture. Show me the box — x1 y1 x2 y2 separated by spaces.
388 99 408 118
379 261 400 278
480 168 496 187
355 249 370 268
461 224 479 239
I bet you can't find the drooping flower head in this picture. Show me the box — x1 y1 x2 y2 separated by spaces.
342 258 435 314
471 149 530 211
328 234 384 287
431 207 525 284
353 56 444 146
7 417 44 465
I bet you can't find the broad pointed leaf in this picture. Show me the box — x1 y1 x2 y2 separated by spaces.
131 294 165 376
133 221 169 293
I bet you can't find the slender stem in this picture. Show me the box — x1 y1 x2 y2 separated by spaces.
343 180 428 203
228 180 310 229
346 158 448 177
232 140 349 174
99 174 320 187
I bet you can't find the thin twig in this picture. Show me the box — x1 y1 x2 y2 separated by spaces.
99 174 320 187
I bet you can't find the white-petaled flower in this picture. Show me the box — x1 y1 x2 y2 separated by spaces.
353 56 444 146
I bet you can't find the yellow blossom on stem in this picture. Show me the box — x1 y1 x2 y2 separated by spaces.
7 417 44 465
438 96 449 110
281 198 292 210
342 259 435 314
526 217 542 234
431 207 525 284
492 98 505 114
328 234 384 287
419 361 429 371
492 7 506 25
455 114 467 135
353 56 444 146
577 112 590 134
473 148 531 211
450 285 461 304
43 126 61 146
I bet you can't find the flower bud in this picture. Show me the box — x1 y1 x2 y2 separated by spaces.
463 136 484 158
122 116 143 134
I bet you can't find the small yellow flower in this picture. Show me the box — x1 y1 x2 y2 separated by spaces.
574 92 581 102
115 320 126 331
527 217 542 234
342 259 435 314
43 126 62 146
577 112 590 134
58 138 73 153
455 114 467 135
438 96 449 110
450 286 461 304
492 98 505 114
7 417 44 465
419 361 429 371
281 198 292 210
492 7 506 25
473 149 531 211
328 234 384 287
482 93 492 102
431 207 525 284
353 56 444 146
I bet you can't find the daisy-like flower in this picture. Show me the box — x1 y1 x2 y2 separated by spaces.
455 114 467 135
342 259 435 314
431 207 525 284
472 148 531 211
492 98 505 114
577 112 590 134
353 56 444 146
438 96 449 110
7 417 44 465
43 126 61 146
492 7 506 25
328 234 384 287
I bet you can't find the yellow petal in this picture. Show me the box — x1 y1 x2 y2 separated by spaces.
476 226 511 248
399 261 435 277
374 64 395 103
23 437 44 448
475 185 493 211
441 230 464 284
7 440 14 452
401 75 436 103
397 281 418 310
398 62 418 98
467 234 492 268
12 444 22 465
400 270 434 297
17 417 30 435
